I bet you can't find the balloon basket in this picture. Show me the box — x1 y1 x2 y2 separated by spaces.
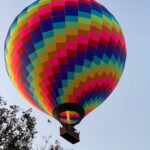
60 126 80 144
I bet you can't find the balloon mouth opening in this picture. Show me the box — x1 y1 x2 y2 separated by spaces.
52 103 85 126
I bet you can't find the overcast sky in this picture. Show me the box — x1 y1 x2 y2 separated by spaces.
0 0 150 150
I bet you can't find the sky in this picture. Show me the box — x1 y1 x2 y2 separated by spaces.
0 0 150 150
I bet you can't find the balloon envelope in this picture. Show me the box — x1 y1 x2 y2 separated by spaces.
5 0 126 126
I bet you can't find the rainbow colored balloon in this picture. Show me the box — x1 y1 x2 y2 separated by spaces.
5 0 126 128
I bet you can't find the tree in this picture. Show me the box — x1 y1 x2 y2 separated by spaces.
0 96 37 150
0 97 72 150
36 137 73 150
36 137 64 150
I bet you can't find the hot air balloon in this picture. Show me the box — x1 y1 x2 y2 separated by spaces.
5 0 126 144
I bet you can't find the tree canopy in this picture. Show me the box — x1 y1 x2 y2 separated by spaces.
0 96 72 150
0 96 36 150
